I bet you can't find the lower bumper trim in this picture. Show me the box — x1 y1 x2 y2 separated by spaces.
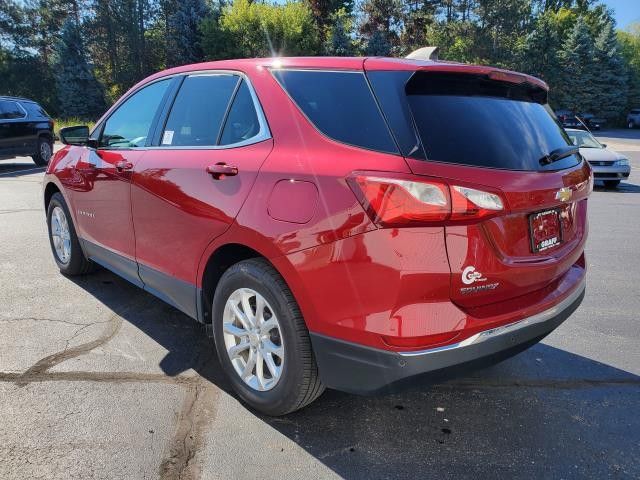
310 281 586 395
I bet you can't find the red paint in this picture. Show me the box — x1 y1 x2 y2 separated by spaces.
44 56 590 354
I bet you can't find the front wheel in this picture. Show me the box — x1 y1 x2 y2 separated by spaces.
212 258 324 416
32 137 53 166
603 180 620 189
629 121 636 129
46 192 95 275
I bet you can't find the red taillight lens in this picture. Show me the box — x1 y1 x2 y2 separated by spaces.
348 174 504 227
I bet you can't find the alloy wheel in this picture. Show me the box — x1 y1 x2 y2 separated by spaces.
222 288 284 392
50 206 71 264
41 141 52 162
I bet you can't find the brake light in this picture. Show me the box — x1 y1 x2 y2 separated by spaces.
348 174 504 227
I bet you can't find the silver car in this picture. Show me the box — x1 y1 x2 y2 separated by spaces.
566 128 631 189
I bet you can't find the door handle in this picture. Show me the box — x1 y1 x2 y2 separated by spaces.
115 160 133 172
206 163 238 179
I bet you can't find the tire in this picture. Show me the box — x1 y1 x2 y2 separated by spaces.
212 258 325 416
46 192 95 275
629 121 636 129
603 180 620 190
32 137 53 166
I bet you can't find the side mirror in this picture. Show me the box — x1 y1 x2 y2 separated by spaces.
59 125 90 146
601 143 607 148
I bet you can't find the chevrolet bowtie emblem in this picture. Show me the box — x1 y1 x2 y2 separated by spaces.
555 187 572 202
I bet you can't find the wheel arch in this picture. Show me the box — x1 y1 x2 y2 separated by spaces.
44 181 61 210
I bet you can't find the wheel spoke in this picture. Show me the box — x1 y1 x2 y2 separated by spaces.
262 340 284 358
228 341 250 359
229 300 252 331
255 349 265 389
255 294 266 326
241 349 257 379
263 351 279 378
223 322 248 338
241 290 256 327
260 318 278 335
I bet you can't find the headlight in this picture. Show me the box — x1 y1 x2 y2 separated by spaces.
614 158 629 166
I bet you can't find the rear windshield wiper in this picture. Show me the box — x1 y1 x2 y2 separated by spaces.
539 145 579 166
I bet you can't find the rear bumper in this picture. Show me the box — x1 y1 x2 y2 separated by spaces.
310 278 585 395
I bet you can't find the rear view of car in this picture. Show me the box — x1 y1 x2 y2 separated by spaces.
42 57 591 415
0 96 54 165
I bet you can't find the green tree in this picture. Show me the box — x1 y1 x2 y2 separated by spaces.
617 24 640 115
201 0 319 59
359 0 403 51
166 0 210 67
324 8 355 55
53 19 105 118
365 26 391 55
557 16 596 112
520 10 562 97
591 18 627 121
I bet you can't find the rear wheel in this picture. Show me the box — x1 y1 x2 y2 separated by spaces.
603 180 620 189
32 137 53 166
46 192 95 275
212 258 324 416
629 121 636 129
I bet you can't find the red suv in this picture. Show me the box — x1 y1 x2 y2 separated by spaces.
44 57 591 415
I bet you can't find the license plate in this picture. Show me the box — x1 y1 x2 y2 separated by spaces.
529 209 562 253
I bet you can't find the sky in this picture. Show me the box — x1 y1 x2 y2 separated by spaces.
602 0 640 29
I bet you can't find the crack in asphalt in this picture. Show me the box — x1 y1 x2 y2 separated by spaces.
0 316 106 327
159 381 218 480
0 370 197 385
15 312 124 386
0 208 42 215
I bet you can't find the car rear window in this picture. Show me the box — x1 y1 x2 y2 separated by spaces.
369 71 579 171
272 69 398 155
22 102 49 118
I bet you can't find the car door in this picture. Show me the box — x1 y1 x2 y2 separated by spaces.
72 78 173 285
130 72 273 317
0 100 28 155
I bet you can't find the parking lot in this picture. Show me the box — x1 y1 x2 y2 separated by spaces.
1 130 639 479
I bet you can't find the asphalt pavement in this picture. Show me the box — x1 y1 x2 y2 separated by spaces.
0 130 638 479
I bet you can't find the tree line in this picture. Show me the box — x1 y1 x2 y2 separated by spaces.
1 0 639 124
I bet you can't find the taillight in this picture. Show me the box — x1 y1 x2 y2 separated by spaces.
347 173 504 227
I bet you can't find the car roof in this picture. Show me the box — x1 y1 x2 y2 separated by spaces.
137 56 548 91
0 95 34 103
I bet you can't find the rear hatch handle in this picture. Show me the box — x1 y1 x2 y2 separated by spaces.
539 145 579 166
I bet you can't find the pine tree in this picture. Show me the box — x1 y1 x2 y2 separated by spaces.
558 16 597 113
592 18 627 121
324 9 354 56
53 18 105 118
359 0 402 52
365 27 391 56
166 0 210 67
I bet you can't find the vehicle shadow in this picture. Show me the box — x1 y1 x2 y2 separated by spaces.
593 182 640 193
69 270 640 479
0 162 45 177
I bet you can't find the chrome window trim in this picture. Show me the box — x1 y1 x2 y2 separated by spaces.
94 70 271 151
398 277 586 357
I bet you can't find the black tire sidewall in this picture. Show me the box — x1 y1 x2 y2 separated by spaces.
46 192 86 274
32 137 52 166
212 261 308 415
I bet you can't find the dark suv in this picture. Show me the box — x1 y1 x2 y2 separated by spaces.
0 96 54 166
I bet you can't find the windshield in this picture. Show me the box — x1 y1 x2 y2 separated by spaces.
567 130 602 148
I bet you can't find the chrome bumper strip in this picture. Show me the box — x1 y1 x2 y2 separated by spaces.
398 278 586 358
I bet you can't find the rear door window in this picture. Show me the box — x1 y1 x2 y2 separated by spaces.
0 100 26 119
272 69 398 155
404 72 578 171
162 74 239 147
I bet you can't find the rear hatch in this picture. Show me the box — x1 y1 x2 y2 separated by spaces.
366 64 591 310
